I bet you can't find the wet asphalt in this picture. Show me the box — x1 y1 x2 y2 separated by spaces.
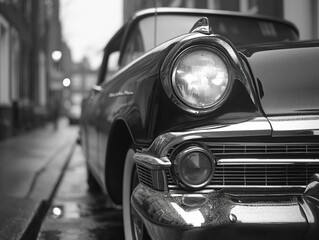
37 145 125 240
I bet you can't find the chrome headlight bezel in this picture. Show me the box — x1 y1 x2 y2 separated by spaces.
170 45 234 115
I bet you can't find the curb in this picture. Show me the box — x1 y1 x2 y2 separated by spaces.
20 141 77 240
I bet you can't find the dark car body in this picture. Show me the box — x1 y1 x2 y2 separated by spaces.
80 8 319 240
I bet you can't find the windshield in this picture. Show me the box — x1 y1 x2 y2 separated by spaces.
138 14 298 51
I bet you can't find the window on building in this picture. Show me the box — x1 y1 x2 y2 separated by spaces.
10 28 20 103
72 74 82 90
0 15 10 105
85 74 97 90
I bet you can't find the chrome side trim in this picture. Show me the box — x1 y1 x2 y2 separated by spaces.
108 91 133 98
148 117 271 157
168 185 307 189
304 173 319 195
209 185 307 189
218 159 319 165
92 85 103 92
269 115 319 137
134 152 171 170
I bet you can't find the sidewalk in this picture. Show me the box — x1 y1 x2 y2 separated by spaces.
0 118 78 240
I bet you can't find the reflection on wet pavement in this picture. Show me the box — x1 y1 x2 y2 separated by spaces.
37 146 124 240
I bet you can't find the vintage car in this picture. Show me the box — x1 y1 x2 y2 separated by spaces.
80 8 319 240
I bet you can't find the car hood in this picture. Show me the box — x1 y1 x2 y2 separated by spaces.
240 41 319 117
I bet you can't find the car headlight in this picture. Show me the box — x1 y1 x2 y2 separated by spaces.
172 47 231 113
172 145 215 190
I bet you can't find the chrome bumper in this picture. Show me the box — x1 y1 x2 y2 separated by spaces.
131 174 319 240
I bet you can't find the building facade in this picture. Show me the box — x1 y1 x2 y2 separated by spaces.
0 0 72 139
283 0 319 40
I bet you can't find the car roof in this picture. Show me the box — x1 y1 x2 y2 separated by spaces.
130 7 298 35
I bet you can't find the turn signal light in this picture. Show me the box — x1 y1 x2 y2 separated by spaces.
172 145 215 190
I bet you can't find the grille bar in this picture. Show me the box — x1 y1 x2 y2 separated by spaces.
210 144 319 156
218 159 319 165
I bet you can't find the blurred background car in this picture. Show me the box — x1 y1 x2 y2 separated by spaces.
65 102 81 125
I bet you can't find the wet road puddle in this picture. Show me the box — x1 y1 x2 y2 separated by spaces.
38 199 124 240
37 146 124 240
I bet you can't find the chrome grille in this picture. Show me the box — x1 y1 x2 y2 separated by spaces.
167 143 319 190
136 163 153 188
136 163 167 191
211 163 319 186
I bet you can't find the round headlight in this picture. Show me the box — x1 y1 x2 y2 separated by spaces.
172 47 230 111
173 146 215 189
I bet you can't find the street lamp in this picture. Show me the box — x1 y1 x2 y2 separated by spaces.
51 50 62 63
63 77 71 87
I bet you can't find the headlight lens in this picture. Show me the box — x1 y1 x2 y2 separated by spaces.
173 146 215 189
172 47 230 111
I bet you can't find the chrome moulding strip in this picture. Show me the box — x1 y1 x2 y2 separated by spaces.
269 115 319 137
218 159 319 165
206 185 307 189
167 185 308 189
148 117 271 157
134 152 171 170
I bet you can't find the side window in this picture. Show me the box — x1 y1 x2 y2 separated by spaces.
97 26 124 85
121 25 144 67
106 51 120 79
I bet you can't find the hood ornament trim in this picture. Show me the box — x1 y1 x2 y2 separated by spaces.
190 17 212 35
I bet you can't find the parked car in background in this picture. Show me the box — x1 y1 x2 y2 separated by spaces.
66 103 81 124
80 8 319 240
65 93 82 125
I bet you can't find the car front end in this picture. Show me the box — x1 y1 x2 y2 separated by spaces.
132 117 319 239
131 18 319 240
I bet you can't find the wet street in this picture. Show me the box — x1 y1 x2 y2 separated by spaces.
37 144 125 240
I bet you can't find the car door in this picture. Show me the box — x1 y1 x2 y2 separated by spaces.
94 20 148 181
85 84 104 176
82 26 125 183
